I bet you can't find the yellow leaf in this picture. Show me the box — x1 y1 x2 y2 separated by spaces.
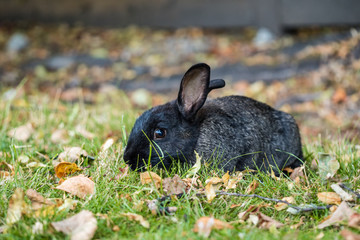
204 177 223 203
221 172 230 186
55 162 82 178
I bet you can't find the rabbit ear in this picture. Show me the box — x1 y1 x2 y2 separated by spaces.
177 63 211 120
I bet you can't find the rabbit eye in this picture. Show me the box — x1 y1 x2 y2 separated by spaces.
154 128 166 139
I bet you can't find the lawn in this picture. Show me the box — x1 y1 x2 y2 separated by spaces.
0 25 360 239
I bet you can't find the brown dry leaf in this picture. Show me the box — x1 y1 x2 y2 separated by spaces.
58 147 88 163
75 125 95 139
318 201 356 229
274 196 296 211
193 216 233 238
317 192 341 205
55 174 95 199
140 172 162 189
257 212 284 229
55 162 82 178
0 161 15 178
348 213 360 230
162 174 186 195
51 210 97 240
121 213 149 228
289 166 307 185
182 176 202 188
340 229 360 240
238 205 262 220
6 188 29 225
245 180 259 194
7 123 34 141
25 189 55 210
51 129 69 144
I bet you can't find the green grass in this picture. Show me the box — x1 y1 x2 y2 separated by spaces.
0 86 359 240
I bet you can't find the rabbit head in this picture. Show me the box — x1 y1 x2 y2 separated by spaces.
123 63 225 170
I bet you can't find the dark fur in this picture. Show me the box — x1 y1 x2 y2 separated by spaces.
124 63 303 173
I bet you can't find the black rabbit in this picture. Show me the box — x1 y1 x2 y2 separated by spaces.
124 63 303 173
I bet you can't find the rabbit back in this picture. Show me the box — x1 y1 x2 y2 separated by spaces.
195 95 303 173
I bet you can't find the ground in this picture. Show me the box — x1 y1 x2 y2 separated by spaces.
0 23 359 239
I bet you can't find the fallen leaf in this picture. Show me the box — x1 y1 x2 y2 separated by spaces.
57 198 78 212
32 221 44 235
51 129 69 144
225 178 240 189
6 188 29 225
348 213 360 230
238 205 267 220
204 177 223 203
121 213 149 228
140 172 162 189
193 216 233 238
162 174 186 195
186 151 202 178
0 161 15 178
55 162 82 178
274 196 296 211
318 201 356 229
315 232 325 240
182 176 203 191
55 174 95 199
51 210 97 240
245 180 259 194
58 147 88 163
340 229 360 240
221 172 230 186
317 192 341 205
25 189 55 210
318 153 339 180
257 212 284 229
289 166 307 185
7 123 34 142
75 125 95 139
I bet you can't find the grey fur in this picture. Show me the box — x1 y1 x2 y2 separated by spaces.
123 63 303 173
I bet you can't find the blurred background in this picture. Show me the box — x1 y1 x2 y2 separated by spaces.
0 0 360 141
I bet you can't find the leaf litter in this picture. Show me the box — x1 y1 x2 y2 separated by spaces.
1 25 360 239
